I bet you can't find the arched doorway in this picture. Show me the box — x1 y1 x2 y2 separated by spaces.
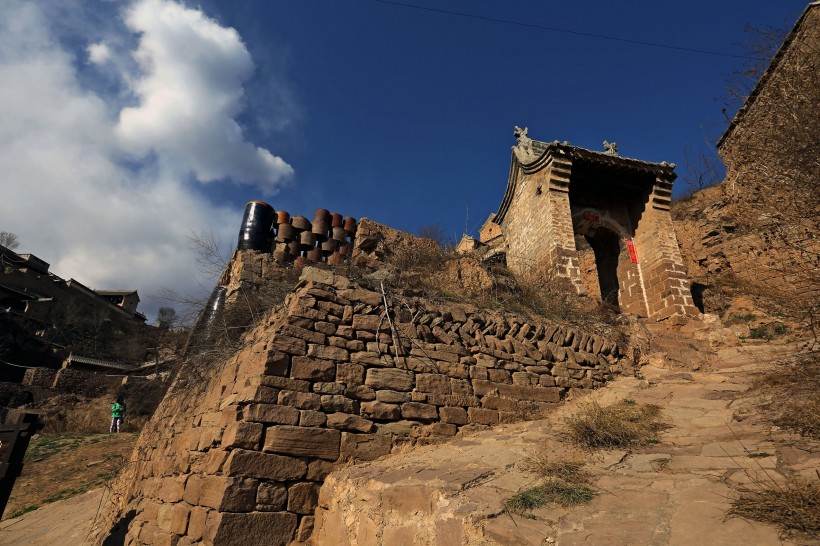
574 224 624 311
585 228 621 308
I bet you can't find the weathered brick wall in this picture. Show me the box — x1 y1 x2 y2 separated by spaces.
100 263 624 546
22 367 58 388
51 368 124 397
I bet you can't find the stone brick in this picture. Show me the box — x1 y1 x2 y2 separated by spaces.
351 351 395 367
375 390 410 403
313 381 345 395
264 426 341 461
156 476 185 503
436 361 470 379
211 512 298 546
257 482 287 510
295 516 315 542
269 335 306 356
471 380 561 402
481 396 520 412
340 432 392 461
468 407 500 425
345 384 376 400
338 288 383 306
352 314 389 331
307 344 349 362
439 406 468 425
314 321 336 335
225 449 307 480
337 362 365 385
424 422 458 437
488 369 512 383
326 412 374 433
186 506 208 541
222 421 264 450
277 390 322 410
259 375 311 392
237 385 280 404
416 373 450 394
290 356 336 381
400 356 436 373
261 350 290 376
242 403 300 425
199 476 258 511
168 503 190 535
183 475 203 505
321 394 357 413
287 482 321 514
280 324 326 344
307 460 336 481
365 368 414 391
401 402 438 421
299 409 327 427
360 400 402 420
450 378 472 395
512 372 539 386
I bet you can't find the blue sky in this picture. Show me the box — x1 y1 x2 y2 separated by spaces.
0 0 807 321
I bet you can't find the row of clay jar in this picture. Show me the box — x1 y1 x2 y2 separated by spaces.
236 201 357 265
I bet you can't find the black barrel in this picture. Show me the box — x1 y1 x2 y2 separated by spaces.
237 201 275 251
185 286 227 356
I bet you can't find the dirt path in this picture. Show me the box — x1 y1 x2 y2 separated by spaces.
311 343 819 545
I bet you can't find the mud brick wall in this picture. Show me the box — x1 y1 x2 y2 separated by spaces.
101 264 623 546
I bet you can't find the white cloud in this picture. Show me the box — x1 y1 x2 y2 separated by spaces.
87 41 111 64
117 0 293 191
0 0 295 322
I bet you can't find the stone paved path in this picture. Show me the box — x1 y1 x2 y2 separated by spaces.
0 488 106 545
311 342 819 545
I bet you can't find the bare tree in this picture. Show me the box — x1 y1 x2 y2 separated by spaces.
680 148 722 198
186 228 232 279
0 231 20 250
156 307 178 330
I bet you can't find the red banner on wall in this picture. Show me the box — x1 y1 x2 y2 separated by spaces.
626 239 639 263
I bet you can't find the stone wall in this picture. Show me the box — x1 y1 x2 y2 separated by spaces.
21 367 58 388
98 263 624 546
51 368 125 397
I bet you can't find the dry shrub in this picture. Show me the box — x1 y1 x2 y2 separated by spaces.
728 478 820 538
566 400 671 449
506 456 597 513
754 350 820 439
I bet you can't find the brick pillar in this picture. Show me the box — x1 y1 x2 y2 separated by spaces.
544 157 585 293
632 173 699 321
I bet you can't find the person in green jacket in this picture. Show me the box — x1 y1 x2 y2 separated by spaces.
110 397 126 433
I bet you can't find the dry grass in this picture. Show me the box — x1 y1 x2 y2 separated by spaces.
39 396 150 434
565 400 671 449
754 351 820 440
728 478 820 537
506 456 597 513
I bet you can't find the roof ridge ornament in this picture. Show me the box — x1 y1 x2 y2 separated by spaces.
603 141 619 156
513 125 538 163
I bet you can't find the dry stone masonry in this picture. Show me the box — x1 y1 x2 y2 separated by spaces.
103 255 625 546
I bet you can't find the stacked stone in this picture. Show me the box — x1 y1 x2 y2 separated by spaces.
121 265 623 546
271 208 356 267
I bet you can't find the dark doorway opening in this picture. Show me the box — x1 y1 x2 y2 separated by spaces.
690 282 706 313
585 228 621 310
